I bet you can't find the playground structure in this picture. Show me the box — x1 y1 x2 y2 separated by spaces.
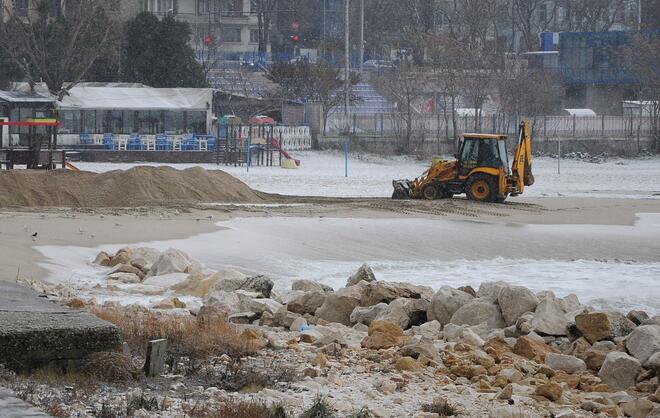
0 119 65 170
0 90 65 170
216 124 305 167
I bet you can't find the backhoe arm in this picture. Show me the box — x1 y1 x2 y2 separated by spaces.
512 121 534 194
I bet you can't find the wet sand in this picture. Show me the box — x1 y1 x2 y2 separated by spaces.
1 196 660 283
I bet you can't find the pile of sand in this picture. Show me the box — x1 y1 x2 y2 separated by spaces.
0 166 272 207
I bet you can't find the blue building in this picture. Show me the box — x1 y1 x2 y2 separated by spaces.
554 30 660 113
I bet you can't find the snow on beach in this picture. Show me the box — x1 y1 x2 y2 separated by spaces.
75 151 660 199
36 214 660 314
33 151 660 314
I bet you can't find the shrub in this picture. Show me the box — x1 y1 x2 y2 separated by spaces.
183 398 290 418
82 352 140 383
199 357 298 392
92 307 258 370
126 391 159 415
421 397 459 416
299 395 335 418
346 408 373 418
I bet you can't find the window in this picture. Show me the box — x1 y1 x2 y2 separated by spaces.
538 4 547 23
250 29 259 43
198 0 209 14
221 27 241 42
61 111 81 134
142 0 175 13
15 0 28 17
82 110 96 133
250 0 258 13
48 0 60 17
223 0 243 16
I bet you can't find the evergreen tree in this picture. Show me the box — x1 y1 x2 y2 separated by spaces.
121 13 207 88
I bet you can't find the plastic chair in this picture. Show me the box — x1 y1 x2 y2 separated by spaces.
155 134 171 151
206 135 217 151
182 134 196 151
128 134 143 150
102 134 116 150
79 133 92 145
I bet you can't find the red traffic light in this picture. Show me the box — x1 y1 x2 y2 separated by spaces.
204 35 214 45
292 35 299 42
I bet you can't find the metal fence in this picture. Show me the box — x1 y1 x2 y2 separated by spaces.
325 113 656 140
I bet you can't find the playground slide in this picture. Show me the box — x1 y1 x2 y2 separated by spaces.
65 162 81 172
269 138 301 167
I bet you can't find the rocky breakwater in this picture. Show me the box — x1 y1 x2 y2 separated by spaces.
44 249 660 416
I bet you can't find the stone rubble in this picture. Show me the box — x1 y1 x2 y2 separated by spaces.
11 249 660 418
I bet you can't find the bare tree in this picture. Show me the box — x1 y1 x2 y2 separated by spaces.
497 65 562 134
558 0 627 32
266 61 359 135
510 0 558 52
374 63 427 152
624 34 660 151
0 0 113 99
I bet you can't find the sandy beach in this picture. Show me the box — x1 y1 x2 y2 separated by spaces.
2 195 660 284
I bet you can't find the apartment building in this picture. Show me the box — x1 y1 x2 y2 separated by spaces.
1 0 267 58
135 0 268 57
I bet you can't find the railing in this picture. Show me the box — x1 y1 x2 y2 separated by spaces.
325 113 656 140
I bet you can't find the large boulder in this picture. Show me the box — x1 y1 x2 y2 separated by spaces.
361 320 405 350
575 311 636 344
213 275 274 299
249 298 284 316
108 263 145 280
624 325 660 366
544 353 587 374
148 248 202 277
315 286 363 326
291 280 333 293
427 286 474 326
375 297 429 329
645 352 660 374
530 297 569 336
169 272 220 297
346 263 376 287
203 290 257 315
498 285 539 326
476 281 508 301
598 351 641 390
360 282 433 307
142 273 189 289
350 303 388 326
449 300 506 329
513 335 559 362
286 291 327 315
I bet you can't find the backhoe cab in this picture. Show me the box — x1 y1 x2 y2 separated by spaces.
392 121 534 203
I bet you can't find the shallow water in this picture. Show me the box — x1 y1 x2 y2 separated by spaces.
37 214 660 314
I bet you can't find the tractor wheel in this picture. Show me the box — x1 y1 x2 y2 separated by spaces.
466 174 497 203
422 184 438 200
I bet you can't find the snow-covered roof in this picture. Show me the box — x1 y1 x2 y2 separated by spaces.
564 108 597 116
0 90 55 104
58 86 213 111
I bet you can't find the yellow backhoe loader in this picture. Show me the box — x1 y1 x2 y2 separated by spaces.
392 121 534 203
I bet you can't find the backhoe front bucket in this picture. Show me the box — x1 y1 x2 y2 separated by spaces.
392 180 413 200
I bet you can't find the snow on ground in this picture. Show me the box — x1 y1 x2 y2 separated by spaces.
37 214 660 314
76 151 660 199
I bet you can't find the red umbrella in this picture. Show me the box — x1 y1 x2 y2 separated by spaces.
249 115 275 125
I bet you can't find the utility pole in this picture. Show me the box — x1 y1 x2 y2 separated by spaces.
344 0 350 118
638 0 642 30
359 0 364 72
344 0 350 177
